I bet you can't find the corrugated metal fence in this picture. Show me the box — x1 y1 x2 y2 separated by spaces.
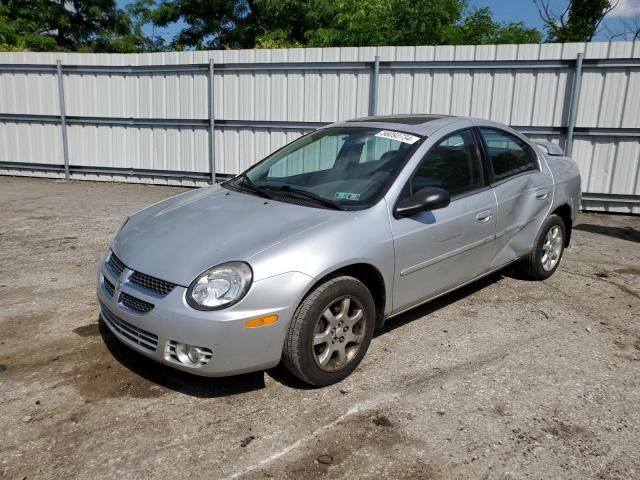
1 42 639 213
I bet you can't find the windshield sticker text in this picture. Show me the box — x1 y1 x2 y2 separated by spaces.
334 192 361 201
375 130 420 144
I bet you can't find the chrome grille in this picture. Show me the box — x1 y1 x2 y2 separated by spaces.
101 304 158 351
107 251 176 297
107 252 125 277
130 271 175 296
103 277 115 297
120 292 154 313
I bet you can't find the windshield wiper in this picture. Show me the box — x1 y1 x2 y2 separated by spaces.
261 185 344 210
231 173 273 199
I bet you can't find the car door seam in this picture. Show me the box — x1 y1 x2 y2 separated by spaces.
400 234 496 276
389 257 521 319
383 197 396 314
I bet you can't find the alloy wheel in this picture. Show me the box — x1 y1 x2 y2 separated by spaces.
312 296 366 371
541 225 563 271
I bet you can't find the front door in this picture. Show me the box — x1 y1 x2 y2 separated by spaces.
390 128 498 313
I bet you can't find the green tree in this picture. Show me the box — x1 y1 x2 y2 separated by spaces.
148 0 540 49
125 0 167 51
534 0 617 42
0 0 152 52
450 7 542 45
303 0 467 47
145 0 247 49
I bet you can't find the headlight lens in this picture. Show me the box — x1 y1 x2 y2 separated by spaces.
186 261 252 310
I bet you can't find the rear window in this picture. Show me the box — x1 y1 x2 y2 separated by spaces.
480 128 537 181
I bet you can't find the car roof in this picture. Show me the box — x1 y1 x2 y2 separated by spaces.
347 114 451 125
327 114 519 138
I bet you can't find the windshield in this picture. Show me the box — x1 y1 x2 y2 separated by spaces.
224 127 424 210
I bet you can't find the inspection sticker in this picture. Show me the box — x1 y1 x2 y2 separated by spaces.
375 130 420 144
335 192 361 201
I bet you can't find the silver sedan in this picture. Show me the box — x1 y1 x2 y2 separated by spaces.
97 114 581 386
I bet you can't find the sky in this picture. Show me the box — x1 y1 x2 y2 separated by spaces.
474 0 640 38
116 0 640 44
471 0 548 29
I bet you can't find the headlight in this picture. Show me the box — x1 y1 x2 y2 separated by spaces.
186 261 252 310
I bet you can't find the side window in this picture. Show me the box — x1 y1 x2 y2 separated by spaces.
411 129 484 197
480 128 537 181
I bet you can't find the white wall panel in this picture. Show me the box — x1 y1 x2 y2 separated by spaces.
622 70 640 128
65 73 208 118
67 125 209 172
0 42 639 213
0 73 58 115
490 72 515 124
469 71 493 118
431 72 453 114
0 122 62 164
510 73 537 125
597 69 628 127
450 71 473 116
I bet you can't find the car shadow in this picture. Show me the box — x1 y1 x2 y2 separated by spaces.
268 270 508 389
98 319 267 398
374 270 505 337
573 223 640 244
100 270 508 395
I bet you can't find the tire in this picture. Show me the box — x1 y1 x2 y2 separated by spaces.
516 214 566 280
282 275 376 387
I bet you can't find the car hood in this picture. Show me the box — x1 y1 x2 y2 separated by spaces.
112 185 342 286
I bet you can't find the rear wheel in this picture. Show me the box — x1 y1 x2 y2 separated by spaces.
516 214 566 280
282 276 375 386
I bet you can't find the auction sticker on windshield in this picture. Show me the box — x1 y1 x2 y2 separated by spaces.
334 192 361 201
375 130 420 144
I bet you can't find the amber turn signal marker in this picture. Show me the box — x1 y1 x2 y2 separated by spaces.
244 315 279 328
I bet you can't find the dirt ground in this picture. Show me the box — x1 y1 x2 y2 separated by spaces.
0 176 639 480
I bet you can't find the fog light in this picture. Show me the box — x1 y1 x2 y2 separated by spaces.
165 341 213 368
175 342 205 366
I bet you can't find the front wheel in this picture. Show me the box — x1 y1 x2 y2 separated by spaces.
516 214 566 280
282 276 375 386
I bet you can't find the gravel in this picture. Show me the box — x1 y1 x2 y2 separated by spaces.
0 176 639 479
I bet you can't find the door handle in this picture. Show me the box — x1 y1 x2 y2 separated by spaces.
535 189 549 200
475 210 493 223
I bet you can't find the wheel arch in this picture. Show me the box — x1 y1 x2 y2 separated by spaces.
551 204 572 247
299 263 388 330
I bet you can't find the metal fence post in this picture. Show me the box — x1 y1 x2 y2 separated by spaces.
564 52 584 157
56 60 70 180
208 58 216 184
368 55 380 116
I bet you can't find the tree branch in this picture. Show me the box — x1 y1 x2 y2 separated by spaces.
592 0 619 38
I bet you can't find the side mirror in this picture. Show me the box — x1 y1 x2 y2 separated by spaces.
394 187 450 218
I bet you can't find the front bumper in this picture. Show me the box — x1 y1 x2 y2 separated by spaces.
97 260 313 377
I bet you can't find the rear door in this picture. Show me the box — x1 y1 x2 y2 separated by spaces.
478 127 554 268
390 128 498 313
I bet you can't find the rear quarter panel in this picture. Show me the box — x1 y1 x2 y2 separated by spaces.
547 155 582 225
